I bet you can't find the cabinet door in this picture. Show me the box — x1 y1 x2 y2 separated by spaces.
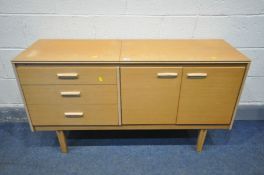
121 67 182 124
177 67 245 124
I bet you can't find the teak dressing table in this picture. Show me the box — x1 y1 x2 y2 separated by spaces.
12 39 250 153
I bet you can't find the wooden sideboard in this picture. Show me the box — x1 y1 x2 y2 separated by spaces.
12 39 250 153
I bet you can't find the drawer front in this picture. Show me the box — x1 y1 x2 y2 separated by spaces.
28 104 118 126
177 66 245 124
17 66 117 85
121 67 182 124
22 85 117 105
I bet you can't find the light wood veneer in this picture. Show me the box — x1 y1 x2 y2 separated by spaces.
17 66 118 85
177 66 245 124
121 67 182 124
28 104 118 126
22 85 118 105
12 39 251 153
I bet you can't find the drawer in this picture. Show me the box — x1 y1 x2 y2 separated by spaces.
22 85 117 105
177 66 245 124
16 66 117 85
28 104 118 126
121 67 182 124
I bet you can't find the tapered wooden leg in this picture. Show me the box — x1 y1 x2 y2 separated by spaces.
196 129 207 152
56 131 68 153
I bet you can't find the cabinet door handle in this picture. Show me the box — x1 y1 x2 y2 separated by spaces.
187 73 207 79
60 91 81 97
64 112 84 118
57 73 78 79
157 73 178 78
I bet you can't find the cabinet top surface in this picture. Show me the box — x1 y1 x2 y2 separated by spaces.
13 39 250 63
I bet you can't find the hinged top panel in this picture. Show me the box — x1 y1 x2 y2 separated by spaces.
121 40 250 62
13 39 121 63
12 39 250 63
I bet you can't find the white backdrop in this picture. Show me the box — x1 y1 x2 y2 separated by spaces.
0 0 264 107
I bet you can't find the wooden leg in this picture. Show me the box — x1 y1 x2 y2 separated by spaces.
56 131 68 153
196 129 207 152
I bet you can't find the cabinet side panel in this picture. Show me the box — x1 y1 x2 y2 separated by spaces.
229 63 250 128
12 63 34 131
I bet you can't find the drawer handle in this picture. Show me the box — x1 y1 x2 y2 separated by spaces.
157 73 178 78
64 112 84 118
187 73 207 79
60 91 81 97
57 73 78 79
